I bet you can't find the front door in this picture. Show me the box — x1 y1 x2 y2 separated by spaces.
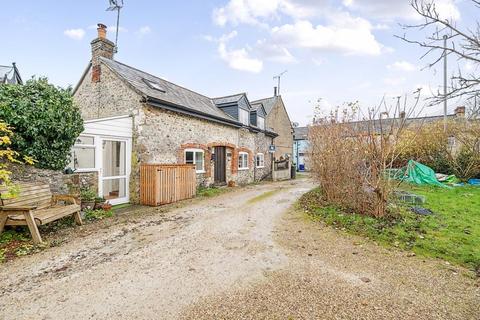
214 146 226 184
100 139 129 205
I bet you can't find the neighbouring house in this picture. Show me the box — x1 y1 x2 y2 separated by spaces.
293 126 309 171
72 24 278 205
251 89 294 160
0 63 22 85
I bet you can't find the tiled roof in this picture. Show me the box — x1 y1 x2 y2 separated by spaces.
0 64 22 85
213 93 245 105
251 96 277 115
100 57 237 123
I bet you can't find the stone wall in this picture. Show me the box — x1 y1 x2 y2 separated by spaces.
135 105 273 189
73 63 142 121
266 97 293 159
9 164 98 195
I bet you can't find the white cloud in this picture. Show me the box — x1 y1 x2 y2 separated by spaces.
218 42 263 73
64 28 85 40
109 25 128 33
255 39 297 63
387 60 417 72
137 26 152 37
212 0 323 27
343 0 460 21
270 16 383 56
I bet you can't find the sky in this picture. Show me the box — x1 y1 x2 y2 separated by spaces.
1 0 478 126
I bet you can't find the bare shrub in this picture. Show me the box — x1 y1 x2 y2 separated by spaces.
398 119 480 180
310 98 420 217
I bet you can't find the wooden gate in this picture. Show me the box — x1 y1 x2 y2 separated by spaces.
140 164 196 206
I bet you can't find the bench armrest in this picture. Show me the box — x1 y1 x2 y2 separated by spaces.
52 194 79 205
0 206 37 212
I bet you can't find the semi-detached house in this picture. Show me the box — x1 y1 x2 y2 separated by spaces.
71 24 280 205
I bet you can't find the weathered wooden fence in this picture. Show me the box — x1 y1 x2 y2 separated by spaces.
140 164 196 206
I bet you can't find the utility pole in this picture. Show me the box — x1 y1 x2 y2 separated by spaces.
273 70 287 95
443 34 448 132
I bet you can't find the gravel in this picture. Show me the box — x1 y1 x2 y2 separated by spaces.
0 178 478 320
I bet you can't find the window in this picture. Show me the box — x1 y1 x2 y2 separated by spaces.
68 135 96 170
142 78 166 92
239 108 249 126
256 153 265 168
257 116 265 130
185 149 205 173
238 152 249 170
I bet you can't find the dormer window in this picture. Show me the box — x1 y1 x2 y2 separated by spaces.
257 116 265 130
143 78 166 92
239 108 249 126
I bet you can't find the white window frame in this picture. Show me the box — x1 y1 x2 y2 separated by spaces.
238 152 249 170
239 108 249 126
257 116 265 130
256 153 265 168
185 148 205 173
70 135 96 172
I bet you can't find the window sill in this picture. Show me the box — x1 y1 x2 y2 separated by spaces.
256 166 265 169
196 170 206 174
238 167 249 171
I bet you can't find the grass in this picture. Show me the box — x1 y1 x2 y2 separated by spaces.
299 185 480 274
196 186 228 198
247 189 282 204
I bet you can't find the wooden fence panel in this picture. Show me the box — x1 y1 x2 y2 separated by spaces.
140 164 196 206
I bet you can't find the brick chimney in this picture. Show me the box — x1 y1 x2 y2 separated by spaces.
91 23 115 83
454 106 465 118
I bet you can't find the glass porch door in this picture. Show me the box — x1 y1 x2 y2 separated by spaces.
100 139 129 205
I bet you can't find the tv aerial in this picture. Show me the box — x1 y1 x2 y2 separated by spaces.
106 0 124 52
273 70 287 95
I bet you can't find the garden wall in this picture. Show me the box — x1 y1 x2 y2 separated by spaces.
9 164 98 195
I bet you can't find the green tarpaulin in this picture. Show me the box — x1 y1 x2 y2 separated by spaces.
392 160 450 188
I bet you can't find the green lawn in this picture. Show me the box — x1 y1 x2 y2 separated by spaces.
299 184 480 273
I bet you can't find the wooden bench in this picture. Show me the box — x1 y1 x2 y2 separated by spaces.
0 183 82 244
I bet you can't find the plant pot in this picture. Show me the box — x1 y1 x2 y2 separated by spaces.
102 203 112 211
94 201 105 210
81 201 95 211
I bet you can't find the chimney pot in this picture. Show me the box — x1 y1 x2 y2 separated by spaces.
97 23 107 39
274 86 278 97
399 111 406 119
455 106 465 118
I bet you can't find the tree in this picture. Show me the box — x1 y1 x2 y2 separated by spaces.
397 0 480 105
0 78 84 170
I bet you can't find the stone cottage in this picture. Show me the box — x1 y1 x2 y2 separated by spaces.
72 24 277 204
251 92 294 159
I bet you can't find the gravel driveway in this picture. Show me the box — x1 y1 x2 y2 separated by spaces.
0 178 478 320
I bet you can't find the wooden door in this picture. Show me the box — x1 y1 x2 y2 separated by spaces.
214 146 226 184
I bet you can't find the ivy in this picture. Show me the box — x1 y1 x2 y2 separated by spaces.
0 78 84 170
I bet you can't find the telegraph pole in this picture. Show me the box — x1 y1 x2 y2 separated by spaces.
443 34 448 132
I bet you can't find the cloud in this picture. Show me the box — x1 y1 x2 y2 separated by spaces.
387 60 417 72
109 25 128 33
218 43 263 73
137 26 152 37
212 0 324 27
343 0 460 21
64 28 85 40
255 39 297 63
270 15 383 56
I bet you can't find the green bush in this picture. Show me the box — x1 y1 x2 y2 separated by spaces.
0 78 84 170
